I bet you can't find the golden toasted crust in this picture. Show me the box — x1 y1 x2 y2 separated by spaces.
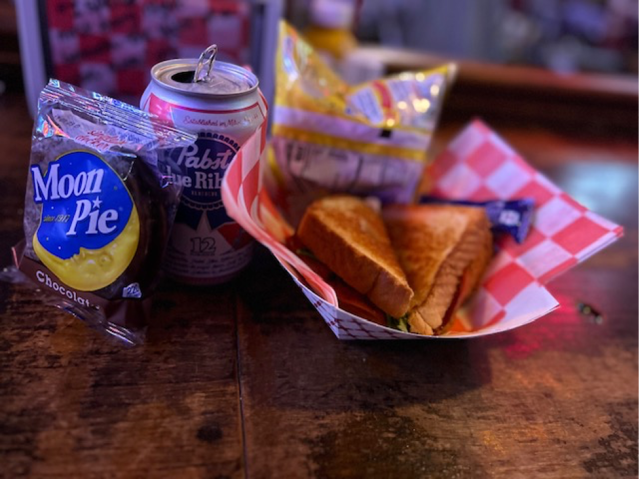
408 310 434 336
415 207 491 331
297 196 413 318
383 204 492 335
460 215 493 303
384 206 468 308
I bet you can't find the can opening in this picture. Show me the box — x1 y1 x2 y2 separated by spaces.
153 60 258 96
171 71 195 83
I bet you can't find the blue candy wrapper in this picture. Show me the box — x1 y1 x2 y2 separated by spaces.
418 196 534 244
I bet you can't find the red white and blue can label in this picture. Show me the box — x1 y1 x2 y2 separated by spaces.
141 58 264 284
162 132 255 283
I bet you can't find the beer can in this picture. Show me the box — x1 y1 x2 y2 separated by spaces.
141 47 265 285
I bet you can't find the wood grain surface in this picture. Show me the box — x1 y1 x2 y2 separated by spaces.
0 88 637 479
0 0 22 92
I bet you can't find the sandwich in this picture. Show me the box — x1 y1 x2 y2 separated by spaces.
383 204 493 335
293 195 493 335
296 195 413 319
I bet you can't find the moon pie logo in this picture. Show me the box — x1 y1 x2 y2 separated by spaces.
30 151 140 292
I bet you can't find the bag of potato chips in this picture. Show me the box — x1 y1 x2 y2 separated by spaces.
269 21 456 222
12 79 195 345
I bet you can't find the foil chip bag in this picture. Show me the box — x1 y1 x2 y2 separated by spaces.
269 21 456 222
12 79 196 344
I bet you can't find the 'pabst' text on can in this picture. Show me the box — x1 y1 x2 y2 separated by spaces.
141 45 265 285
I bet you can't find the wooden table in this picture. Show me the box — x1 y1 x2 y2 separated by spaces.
0 83 637 478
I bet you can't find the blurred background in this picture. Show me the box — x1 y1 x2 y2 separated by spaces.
0 0 636 135
2 0 637 87
289 0 638 75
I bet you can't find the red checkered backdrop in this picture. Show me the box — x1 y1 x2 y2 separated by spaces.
16 0 280 116
44 0 251 104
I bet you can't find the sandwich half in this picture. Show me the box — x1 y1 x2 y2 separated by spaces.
297 196 414 318
383 204 493 335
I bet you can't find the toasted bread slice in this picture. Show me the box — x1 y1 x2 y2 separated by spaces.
297 196 414 318
383 205 492 335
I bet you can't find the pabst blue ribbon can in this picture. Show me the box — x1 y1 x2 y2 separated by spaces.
141 46 265 284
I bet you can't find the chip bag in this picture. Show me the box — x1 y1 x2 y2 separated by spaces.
269 21 456 222
12 80 195 345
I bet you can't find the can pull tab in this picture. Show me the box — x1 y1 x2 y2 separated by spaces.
194 44 218 83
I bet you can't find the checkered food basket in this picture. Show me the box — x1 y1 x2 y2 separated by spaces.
221 120 623 339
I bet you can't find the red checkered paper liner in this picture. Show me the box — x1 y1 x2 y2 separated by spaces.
222 120 623 339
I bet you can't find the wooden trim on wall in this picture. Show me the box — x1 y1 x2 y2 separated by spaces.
353 45 638 139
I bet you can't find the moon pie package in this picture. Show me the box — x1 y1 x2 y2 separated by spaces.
12 80 196 344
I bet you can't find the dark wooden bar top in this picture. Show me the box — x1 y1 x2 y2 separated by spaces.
0 68 637 478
